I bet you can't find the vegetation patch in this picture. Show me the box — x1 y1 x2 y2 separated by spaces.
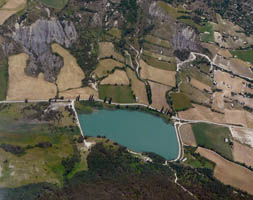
171 93 192 111
141 54 176 71
184 146 215 170
191 123 233 160
39 0 68 9
199 22 214 43
230 49 253 64
98 85 136 103
0 59 8 100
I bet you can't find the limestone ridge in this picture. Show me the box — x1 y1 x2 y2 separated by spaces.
13 19 77 82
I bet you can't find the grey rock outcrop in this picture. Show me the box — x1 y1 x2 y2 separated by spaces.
13 19 77 82
173 25 201 52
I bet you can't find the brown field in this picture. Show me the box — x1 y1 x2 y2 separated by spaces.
52 44 85 92
100 70 129 85
179 104 225 124
202 43 232 59
7 53 57 100
214 70 246 96
98 42 124 62
148 81 171 110
214 56 253 79
0 0 26 25
59 87 98 100
140 59 176 87
211 92 224 113
94 59 124 78
225 109 253 128
179 124 197 146
196 147 253 195
190 78 212 92
233 141 253 168
126 68 148 105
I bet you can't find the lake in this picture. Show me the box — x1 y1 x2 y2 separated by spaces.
78 109 179 160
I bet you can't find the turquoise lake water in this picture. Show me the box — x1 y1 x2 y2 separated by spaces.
78 109 179 160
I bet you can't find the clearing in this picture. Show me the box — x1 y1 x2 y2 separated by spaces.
7 53 57 101
94 59 124 78
0 0 26 25
100 70 129 85
52 43 85 92
98 85 135 103
140 59 176 87
148 81 171 111
233 140 253 168
191 123 233 160
179 124 197 147
196 147 253 195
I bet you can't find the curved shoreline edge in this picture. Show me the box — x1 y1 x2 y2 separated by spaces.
72 99 182 162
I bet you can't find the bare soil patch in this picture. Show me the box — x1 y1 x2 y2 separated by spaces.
211 92 224 113
98 42 124 62
126 68 148 105
0 0 26 25
233 140 253 168
7 53 57 100
179 104 225 124
190 78 211 92
52 44 85 92
100 70 129 85
179 124 197 146
148 81 171 111
196 147 253 195
214 70 246 96
140 59 176 87
225 109 253 128
231 127 253 148
59 87 98 100
94 59 124 78
213 56 253 79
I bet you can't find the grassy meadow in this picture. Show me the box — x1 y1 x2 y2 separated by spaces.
39 0 68 9
191 123 233 160
171 93 192 111
99 85 136 103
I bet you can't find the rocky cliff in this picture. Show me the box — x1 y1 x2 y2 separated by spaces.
13 19 77 82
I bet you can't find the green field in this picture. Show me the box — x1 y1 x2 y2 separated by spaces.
99 85 136 103
0 59 9 100
141 54 177 71
171 93 192 111
184 146 215 170
199 23 214 43
230 49 253 64
191 123 233 160
39 0 68 9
